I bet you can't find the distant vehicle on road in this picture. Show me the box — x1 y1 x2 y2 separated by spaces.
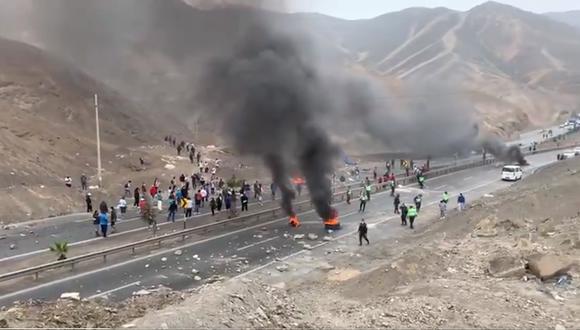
563 150 576 159
574 147 580 156
501 165 523 181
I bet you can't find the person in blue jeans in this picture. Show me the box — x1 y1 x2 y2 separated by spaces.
99 211 109 238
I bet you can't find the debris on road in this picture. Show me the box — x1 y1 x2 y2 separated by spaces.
194 276 202 281
9 243 15 250
276 264 289 272
161 257 167 262
307 233 318 241
133 290 152 297
174 250 183 256
59 292 81 301
293 234 305 240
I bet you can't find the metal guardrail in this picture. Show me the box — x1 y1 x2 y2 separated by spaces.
0 145 570 283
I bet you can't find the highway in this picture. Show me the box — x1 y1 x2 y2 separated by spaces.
0 126 561 261
0 150 562 307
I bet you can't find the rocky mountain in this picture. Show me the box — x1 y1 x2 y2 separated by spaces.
544 10 580 29
0 0 579 138
0 36 195 220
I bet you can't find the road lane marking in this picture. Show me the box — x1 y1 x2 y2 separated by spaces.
236 237 279 251
463 176 474 181
233 180 501 279
87 281 141 299
433 185 447 190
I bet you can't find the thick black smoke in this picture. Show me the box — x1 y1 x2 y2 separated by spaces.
197 23 339 219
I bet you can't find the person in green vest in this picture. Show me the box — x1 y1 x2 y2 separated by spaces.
442 191 449 204
407 205 418 229
418 174 425 189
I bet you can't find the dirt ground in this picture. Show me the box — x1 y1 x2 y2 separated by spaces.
123 154 579 328
1 148 579 328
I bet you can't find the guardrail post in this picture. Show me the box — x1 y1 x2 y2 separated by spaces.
183 220 187 230
71 263 75 271
35 272 39 280
103 255 107 263
132 247 136 255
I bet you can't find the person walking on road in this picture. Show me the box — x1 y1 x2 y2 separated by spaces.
418 174 425 189
110 207 117 233
393 194 400 214
407 205 418 229
99 211 109 238
457 193 466 211
359 190 368 213
194 190 202 215
86 193 93 213
365 183 372 201
389 179 395 197
124 180 131 198
414 194 423 213
241 193 249 212
439 200 447 219
358 219 369 246
442 191 450 204
400 203 408 226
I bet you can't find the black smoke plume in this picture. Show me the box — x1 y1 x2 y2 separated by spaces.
197 23 339 220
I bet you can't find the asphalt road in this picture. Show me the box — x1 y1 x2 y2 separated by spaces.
0 125 560 261
0 153 482 262
0 150 562 307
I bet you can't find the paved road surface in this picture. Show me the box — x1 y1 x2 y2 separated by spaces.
0 150 561 307
0 125 560 261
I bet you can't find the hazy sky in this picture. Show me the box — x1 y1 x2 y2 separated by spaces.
288 0 580 19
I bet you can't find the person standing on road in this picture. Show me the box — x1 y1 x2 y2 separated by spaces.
124 180 132 198
439 200 447 219
133 187 140 208
414 194 423 213
393 194 400 214
359 190 368 213
457 193 466 211
110 207 117 233
210 197 216 216
241 193 249 212
358 219 369 246
99 211 109 238
80 174 88 191
407 205 418 229
86 193 93 213
389 179 396 197
185 196 193 218
92 210 100 237
270 183 276 200
365 183 372 201
194 190 202 215
216 194 223 212
167 198 177 222
346 187 352 205
118 196 127 216
400 203 408 226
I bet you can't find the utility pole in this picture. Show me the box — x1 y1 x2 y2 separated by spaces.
94 93 103 188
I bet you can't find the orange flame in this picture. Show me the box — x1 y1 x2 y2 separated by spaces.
289 215 301 227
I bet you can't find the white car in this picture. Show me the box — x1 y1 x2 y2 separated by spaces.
563 150 576 159
501 165 523 181
574 147 580 156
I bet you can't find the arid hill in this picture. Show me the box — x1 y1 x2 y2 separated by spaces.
0 1 578 138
